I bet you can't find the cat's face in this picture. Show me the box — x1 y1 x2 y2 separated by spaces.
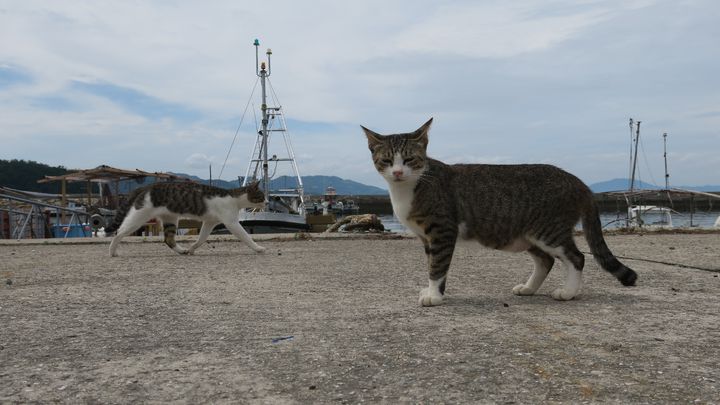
362 118 432 184
245 181 265 206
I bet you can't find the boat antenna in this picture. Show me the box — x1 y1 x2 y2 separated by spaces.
629 119 641 192
663 132 669 190
255 38 272 205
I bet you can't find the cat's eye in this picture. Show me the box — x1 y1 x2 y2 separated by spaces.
403 157 415 164
380 159 393 165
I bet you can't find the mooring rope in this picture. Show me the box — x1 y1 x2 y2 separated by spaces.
582 251 719 273
617 255 719 273
218 77 260 181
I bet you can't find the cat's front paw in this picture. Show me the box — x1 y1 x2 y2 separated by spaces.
418 288 444 306
551 287 578 301
512 284 536 296
253 245 266 254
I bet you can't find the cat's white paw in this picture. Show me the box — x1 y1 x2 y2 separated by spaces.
512 284 536 296
253 245 266 254
551 287 578 301
418 288 444 306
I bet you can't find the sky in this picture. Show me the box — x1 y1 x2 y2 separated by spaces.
1 0 719 190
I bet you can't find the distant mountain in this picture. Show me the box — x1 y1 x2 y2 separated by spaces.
589 178 720 193
172 173 388 196
679 184 720 192
171 173 240 189
589 178 659 193
0 160 389 196
288 175 388 196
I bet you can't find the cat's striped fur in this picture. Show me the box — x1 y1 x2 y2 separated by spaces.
106 181 266 257
363 118 637 306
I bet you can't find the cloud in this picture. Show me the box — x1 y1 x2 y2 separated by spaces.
392 2 610 59
70 80 203 122
28 95 80 111
1 0 719 188
184 153 214 169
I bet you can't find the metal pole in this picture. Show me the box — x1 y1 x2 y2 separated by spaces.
690 195 694 227
259 64 269 204
61 179 67 225
628 118 634 190
629 121 641 192
663 132 669 190
255 40 271 206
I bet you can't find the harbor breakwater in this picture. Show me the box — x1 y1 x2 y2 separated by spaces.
348 192 720 215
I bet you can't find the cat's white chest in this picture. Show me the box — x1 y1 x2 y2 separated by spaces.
388 181 424 236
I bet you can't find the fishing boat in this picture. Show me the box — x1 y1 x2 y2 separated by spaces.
628 205 674 229
601 120 720 229
236 40 309 233
319 186 361 215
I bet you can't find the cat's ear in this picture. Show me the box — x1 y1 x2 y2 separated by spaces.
361 125 385 151
411 117 432 148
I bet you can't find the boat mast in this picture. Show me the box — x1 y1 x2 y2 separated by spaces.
628 118 634 189
255 39 272 205
663 132 669 190
629 119 641 192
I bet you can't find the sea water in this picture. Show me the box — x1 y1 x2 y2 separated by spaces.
379 211 720 233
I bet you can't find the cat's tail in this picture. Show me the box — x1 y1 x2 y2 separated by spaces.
581 202 638 286
103 188 143 235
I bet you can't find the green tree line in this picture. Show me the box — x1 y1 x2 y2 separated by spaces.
0 159 86 193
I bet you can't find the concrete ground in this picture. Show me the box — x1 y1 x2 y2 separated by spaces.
1 232 719 404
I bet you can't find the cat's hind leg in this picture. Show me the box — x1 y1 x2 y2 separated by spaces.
161 217 189 255
187 221 218 255
513 246 555 296
532 236 585 301
109 208 152 257
224 220 266 253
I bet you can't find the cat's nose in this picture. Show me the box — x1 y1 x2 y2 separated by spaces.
392 170 403 178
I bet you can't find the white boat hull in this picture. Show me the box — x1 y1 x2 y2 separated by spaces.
238 211 308 233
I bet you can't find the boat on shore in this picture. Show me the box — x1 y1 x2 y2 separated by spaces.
628 205 674 229
306 186 361 216
233 40 318 233
598 119 720 230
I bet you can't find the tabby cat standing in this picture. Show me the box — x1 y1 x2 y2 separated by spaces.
363 118 636 306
